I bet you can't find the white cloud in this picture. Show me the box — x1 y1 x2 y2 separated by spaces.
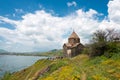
15 9 24 14
67 1 77 7
98 0 120 30
0 0 120 52
0 16 18 24
0 9 99 52
108 0 120 24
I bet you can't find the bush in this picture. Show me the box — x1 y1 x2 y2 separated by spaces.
82 47 90 54
104 42 120 57
89 42 107 57
89 29 120 57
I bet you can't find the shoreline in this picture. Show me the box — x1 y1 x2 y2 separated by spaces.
0 55 47 78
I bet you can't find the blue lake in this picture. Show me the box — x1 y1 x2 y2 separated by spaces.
0 55 47 77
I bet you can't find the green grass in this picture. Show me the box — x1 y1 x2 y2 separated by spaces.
2 52 120 80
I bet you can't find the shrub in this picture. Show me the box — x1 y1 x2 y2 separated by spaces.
82 47 90 54
89 42 107 57
89 29 120 57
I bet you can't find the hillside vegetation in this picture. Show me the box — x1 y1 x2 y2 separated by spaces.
1 52 120 80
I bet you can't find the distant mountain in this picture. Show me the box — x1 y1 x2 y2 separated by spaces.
0 49 7 53
50 49 58 52
37 49 63 57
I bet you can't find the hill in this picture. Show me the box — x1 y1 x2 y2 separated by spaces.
37 49 63 57
0 49 63 56
1 52 120 80
0 49 7 53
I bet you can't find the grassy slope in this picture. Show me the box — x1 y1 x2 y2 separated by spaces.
40 53 120 80
7 59 52 80
2 53 120 80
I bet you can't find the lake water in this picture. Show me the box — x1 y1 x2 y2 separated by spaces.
0 55 47 77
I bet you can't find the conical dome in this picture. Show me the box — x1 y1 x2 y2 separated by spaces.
69 31 79 39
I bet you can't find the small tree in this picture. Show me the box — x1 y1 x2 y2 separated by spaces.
89 29 120 57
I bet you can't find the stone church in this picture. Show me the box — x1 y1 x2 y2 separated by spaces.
63 31 84 57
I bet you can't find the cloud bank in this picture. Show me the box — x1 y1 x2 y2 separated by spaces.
0 0 120 52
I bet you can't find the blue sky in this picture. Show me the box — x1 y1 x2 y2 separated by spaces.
0 0 120 52
0 0 108 18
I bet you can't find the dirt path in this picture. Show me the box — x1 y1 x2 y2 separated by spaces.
31 66 50 80
25 60 48 80
25 66 35 80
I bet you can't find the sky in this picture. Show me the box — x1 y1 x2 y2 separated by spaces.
0 0 120 52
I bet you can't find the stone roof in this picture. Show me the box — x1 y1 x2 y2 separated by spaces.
69 31 79 39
